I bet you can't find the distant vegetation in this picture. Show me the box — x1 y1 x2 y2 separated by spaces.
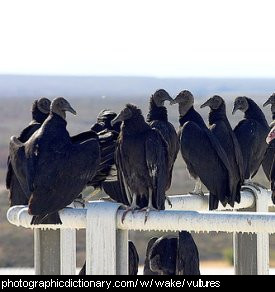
0 75 274 267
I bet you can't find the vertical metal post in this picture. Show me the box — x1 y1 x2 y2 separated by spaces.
233 186 269 275
34 229 61 275
255 188 269 275
60 229 76 275
116 229 129 275
86 201 124 275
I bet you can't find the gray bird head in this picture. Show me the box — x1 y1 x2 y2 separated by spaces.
111 104 141 126
152 89 173 107
171 90 194 105
263 93 275 114
200 95 224 110
232 96 249 115
149 237 177 275
37 97 51 114
170 90 194 116
51 97 77 120
263 93 275 107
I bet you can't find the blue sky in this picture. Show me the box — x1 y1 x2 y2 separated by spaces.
0 0 275 78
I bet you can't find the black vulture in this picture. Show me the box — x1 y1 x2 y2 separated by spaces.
79 241 139 275
266 124 275 203
200 95 244 206
147 231 200 275
147 89 180 193
6 97 51 206
111 104 169 221
262 94 275 181
171 90 234 210
89 110 128 205
143 237 159 275
233 96 269 186
69 109 128 205
9 97 100 224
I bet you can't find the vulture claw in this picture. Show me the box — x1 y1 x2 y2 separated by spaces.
121 207 135 223
190 191 205 197
166 197 173 208
73 197 86 208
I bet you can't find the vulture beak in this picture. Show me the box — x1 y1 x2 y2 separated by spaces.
165 95 174 103
170 98 178 105
232 104 238 115
200 98 212 109
111 114 122 127
266 127 275 144
263 98 272 107
65 104 77 115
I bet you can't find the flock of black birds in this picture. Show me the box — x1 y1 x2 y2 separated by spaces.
6 90 275 275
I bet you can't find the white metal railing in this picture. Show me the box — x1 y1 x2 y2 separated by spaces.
7 186 274 275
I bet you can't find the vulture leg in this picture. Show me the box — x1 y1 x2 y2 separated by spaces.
140 189 158 223
121 193 138 223
166 196 172 208
190 179 204 197
73 196 86 208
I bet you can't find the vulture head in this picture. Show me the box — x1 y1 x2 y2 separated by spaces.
33 97 51 114
263 93 275 113
200 95 224 110
97 109 121 131
152 89 173 107
148 236 177 275
51 97 77 120
111 104 142 126
232 96 249 115
266 125 275 144
170 90 194 116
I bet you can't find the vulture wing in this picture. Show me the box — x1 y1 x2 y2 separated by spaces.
180 121 231 208
145 130 168 210
28 138 100 219
176 231 200 275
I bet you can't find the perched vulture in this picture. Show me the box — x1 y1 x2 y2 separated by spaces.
233 96 269 185
9 97 100 224
147 89 180 192
266 124 275 204
88 110 128 204
69 109 128 205
147 231 200 275
262 94 275 181
171 90 234 210
200 95 244 206
111 104 169 221
6 98 51 206
79 241 139 275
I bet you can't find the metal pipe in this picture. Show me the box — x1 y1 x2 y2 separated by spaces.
7 201 275 234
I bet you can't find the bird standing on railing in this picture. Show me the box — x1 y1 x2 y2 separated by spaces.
145 231 200 275
266 124 275 203
70 109 128 204
262 94 275 181
6 98 51 206
9 97 101 224
88 109 129 205
232 96 269 189
200 95 244 206
146 89 180 199
111 104 169 222
171 90 234 210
